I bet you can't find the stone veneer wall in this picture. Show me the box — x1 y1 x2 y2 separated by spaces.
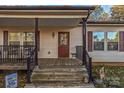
0 70 27 88
93 65 124 88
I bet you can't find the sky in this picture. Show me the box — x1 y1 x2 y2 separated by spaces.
0 0 100 5
102 5 112 13
0 0 124 5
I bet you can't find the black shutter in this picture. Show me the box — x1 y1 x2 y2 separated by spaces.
119 31 124 51
3 31 8 45
88 31 93 52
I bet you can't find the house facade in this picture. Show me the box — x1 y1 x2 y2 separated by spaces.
0 5 96 87
0 5 124 87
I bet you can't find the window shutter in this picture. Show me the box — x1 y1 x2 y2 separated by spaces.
119 31 124 51
3 31 8 45
87 31 93 52
37 31 40 51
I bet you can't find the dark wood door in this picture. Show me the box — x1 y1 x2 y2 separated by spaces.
58 32 69 58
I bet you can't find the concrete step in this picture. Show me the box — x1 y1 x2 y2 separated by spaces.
38 58 82 66
31 80 89 86
32 78 86 82
31 72 88 80
32 71 88 76
34 66 86 72
35 83 94 88
28 59 92 88
31 75 88 81
25 83 94 88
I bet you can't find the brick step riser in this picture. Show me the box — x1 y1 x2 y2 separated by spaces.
33 70 87 74
32 75 88 80
33 67 86 72
32 80 89 85
33 82 85 87
39 64 82 66
38 59 82 67
32 72 88 78
31 78 88 82
32 71 87 75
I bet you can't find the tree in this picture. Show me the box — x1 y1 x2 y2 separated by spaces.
89 6 104 21
111 5 124 21
99 12 110 21
89 6 110 21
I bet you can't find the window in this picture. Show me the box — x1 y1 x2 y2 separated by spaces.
107 32 118 51
93 32 104 50
93 32 118 51
23 32 35 45
8 32 35 45
8 32 21 45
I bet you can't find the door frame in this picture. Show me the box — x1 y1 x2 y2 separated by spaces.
58 32 70 58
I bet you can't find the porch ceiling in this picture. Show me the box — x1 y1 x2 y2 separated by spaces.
0 18 81 26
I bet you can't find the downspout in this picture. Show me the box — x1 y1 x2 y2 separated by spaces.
82 9 96 83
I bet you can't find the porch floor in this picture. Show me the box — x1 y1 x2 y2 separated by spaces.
0 58 82 70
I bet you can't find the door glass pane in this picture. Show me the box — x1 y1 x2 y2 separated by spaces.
59 33 68 45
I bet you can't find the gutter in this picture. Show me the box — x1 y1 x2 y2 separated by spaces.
0 5 96 10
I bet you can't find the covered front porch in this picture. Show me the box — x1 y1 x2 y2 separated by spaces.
0 6 95 85
0 18 86 69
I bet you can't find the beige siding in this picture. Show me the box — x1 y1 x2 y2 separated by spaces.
1 25 124 62
39 27 82 58
39 30 58 58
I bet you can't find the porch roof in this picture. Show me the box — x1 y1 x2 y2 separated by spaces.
0 5 96 18
87 21 124 26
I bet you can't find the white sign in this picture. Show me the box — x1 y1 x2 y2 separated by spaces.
5 73 18 88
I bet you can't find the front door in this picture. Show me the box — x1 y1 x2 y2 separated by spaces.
58 32 69 58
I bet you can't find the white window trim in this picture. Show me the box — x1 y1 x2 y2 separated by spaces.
92 31 119 52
